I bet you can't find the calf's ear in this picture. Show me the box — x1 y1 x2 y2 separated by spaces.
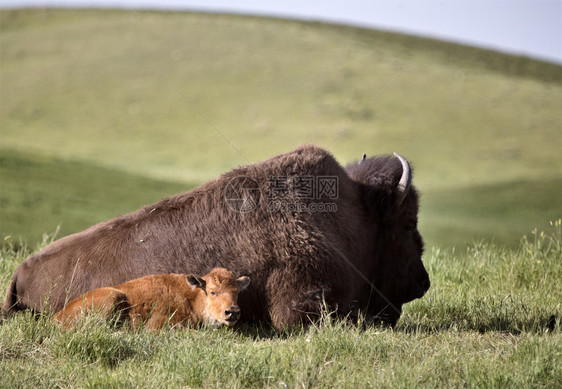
236 276 250 290
186 274 206 290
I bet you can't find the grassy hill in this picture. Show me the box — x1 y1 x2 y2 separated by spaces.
0 150 191 245
1 8 561 248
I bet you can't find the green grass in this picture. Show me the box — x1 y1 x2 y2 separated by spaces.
422 177 562 248
1 223 561 387
1 9 561 248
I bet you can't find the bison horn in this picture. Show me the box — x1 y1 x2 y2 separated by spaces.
393 152 411 205
360 153 366 163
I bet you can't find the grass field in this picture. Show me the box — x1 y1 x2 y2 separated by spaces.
1 8 561 248
1 223 560 387
0 8 561 387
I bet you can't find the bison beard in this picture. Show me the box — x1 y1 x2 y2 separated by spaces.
2 145 429 329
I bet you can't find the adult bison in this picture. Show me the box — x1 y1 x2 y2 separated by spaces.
2 145 429 328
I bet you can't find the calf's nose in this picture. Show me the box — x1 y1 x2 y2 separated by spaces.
225 306 241 322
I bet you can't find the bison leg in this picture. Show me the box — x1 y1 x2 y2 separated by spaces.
140 308 176 330
1 277 20 320
53 287 130 328
269 287 333 330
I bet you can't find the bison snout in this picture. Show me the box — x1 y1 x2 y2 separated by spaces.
224 306 241 323
422 277 430 294
415 275 431 298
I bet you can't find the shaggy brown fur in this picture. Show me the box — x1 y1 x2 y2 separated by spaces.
54 268 250 330
3 145 429 329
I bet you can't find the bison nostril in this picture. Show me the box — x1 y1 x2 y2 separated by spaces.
420 277 431 297
412 276 431 298
421 277 431 295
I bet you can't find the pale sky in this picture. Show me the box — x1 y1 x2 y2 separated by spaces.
2 0 561 64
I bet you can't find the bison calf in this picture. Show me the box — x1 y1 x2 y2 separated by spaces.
53 267 250 330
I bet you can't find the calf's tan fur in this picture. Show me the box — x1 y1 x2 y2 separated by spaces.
54 267 250 330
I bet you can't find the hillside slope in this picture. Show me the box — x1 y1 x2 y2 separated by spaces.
1 9 561 247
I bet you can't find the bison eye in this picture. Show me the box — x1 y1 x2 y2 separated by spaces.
209 291 216 296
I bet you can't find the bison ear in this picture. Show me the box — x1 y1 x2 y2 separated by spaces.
186 274 206 290
362 153 412 218
236 276 250 291
362 184 394 220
